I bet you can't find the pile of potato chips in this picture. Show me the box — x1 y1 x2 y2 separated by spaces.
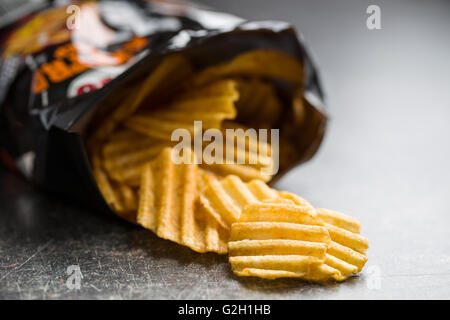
87 49 368 282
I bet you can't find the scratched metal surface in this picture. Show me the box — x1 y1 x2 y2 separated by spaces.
1 0 450 299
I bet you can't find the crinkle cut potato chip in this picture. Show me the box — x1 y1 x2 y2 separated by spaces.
228 202 330 279
92 154 139 224
137 147 228 254
200 174 280 230
124 79 239 140
92 158 124 214
200 121 275 183
227 196 369 282
97 129 172 187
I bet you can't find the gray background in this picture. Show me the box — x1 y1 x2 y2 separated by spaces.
1 0 450 299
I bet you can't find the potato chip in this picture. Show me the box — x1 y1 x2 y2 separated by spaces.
191 49 303 87
200 120 275 182
228 202 330 279
316 208 361 234
125 115 200 140
92 155 124 213
226 192 369 282
125 79 238 140
137 147 228 253
200 174 279 230
209 138 273 169
104 143 167 172
95 126 172 187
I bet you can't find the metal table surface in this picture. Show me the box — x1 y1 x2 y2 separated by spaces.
1 0 450 299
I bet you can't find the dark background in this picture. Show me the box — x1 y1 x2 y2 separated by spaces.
1 0 449 299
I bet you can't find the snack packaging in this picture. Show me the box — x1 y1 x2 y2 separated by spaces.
0 0 326 215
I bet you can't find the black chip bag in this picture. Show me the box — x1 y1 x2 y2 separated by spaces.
0 0 326 214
